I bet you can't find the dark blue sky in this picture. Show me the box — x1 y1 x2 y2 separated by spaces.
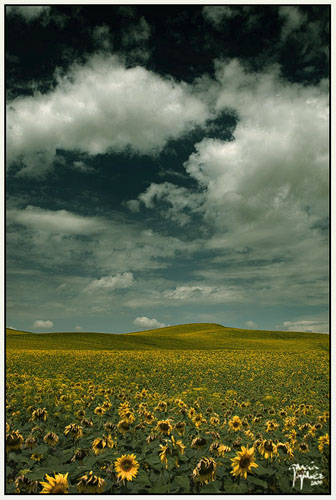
6 4 329 333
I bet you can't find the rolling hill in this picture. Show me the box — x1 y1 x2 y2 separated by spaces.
6 323 329 352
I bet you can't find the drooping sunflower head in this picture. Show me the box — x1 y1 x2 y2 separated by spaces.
258 439 278 459
94 406 106 416
104 421 116 432
114 454 139 481
43 432 59 447
218 444 232 457
191 436 207 449
192 457 217 485
25 436 38 449
6 430 24 452
117 420 131 434
77 471 106 493
32 408 48 422
174 421 186 435
155 419 172 435
15 475 38 494
64 423 83 439
92 437 107 455
71 448 88 463
40 473 69 494
231 446 258 479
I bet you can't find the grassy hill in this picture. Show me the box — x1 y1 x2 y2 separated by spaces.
6 323 329 352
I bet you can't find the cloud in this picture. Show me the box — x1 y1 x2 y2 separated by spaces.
278 6 307 41
83 272 135 293
245 321 258 329
33 319 54 328
7 205 106 235
75 326 83 331
6 6 50 22
133 316 167 329
279 320 329 334
7 54 209 176
131 60 328 307
203 6 238 27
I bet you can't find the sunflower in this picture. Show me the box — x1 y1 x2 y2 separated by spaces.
40 473 69 494
298 442 309 453
114 454 139 481
32 408 48 422
229 416 242 432
192 457 217 485
155 419 172 435
159 443 169 467
6 430 24 452
64 423 83 439
210 416 220 426
94 406 106 416
117 420 131 434
209 441 220 454
71 448 88 463
122 410 136 424
25 436 38 449
218 444 232 456
266 420 279 432
191 436 207 449
144 412 155 424
77 471 106 493
15 475 38 494
231 446 258 479
104 421 116 432
192 413 205 428
258 439 278 460
92 435 114 455
318 433 329 453
174 421 186 435
277 442 294 459
6 422 10 433
81 418 93 427
30 453 43 461
43 432 59 447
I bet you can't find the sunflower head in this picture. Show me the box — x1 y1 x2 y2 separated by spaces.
191 436 207 449
71 448 88 462
15 475 38 494
299 442 309 453
6 430 24 452
218 444 232 456
258 439 278 459
40 473 69 494
25 436 38 449
156 419 172 435
64 423 83 439
43 432 59 447
231 446 258 479
77 471 106 493
192 457 217 485
32 408 48 422
229 415 242 432
174 421 186 435
114 454 139 481
117 420 131 434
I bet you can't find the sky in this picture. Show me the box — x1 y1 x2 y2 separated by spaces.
5 4 330 334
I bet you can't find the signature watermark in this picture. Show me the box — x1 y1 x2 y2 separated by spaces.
289 463 324 490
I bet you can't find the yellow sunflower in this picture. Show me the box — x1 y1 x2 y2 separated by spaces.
231 446 258 479
192 457 217 485
155 419 172 435
174 421 186 435
77 471 106 493
218 444 232 456
15 475 38 494
229 415 242 432
32 408 48 422
114 454 139 481
40 473 69 494
318 433 329 453
258 439 278 460
117 420 131 434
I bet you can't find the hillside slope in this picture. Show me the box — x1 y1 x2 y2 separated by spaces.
6 323 329 352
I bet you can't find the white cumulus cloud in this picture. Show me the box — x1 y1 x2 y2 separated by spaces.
279 320 329 334
33 320 54 329
7 54 209 176
133 316 167 329
84 272 135 293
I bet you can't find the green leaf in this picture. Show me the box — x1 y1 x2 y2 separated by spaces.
174 475 191 492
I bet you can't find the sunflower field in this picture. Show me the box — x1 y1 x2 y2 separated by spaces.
6 348 330 494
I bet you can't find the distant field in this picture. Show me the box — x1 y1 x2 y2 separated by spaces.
6 323 329 351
